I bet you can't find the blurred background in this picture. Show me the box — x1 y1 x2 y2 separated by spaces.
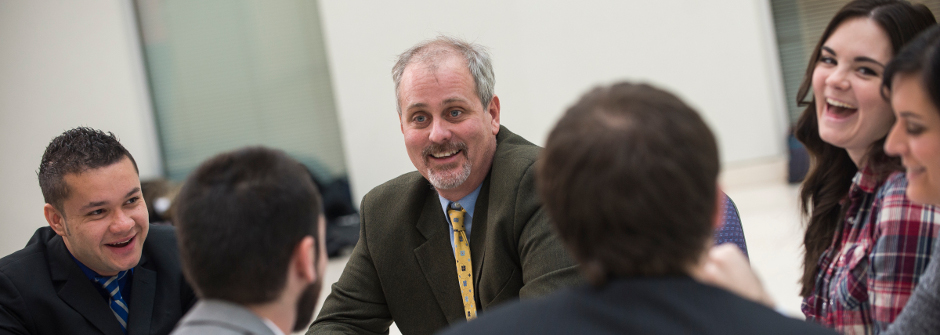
4 0 940 327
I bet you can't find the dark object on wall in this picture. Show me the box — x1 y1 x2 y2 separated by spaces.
788 131 810 184
310 172 360 258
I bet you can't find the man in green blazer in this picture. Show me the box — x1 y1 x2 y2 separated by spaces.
308 36 581 335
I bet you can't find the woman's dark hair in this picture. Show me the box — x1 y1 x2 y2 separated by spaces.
794 0 935 297
883 25 940 107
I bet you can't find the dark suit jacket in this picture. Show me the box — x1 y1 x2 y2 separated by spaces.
309 126 581 335
0 225 197 335
440 276 837 335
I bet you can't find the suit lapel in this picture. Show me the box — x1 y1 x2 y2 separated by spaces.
127 254 156 335
469 177 490 294
413 189 464 321
48 236 124 335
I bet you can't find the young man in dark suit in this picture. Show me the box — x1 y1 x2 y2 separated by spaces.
441 82 836 334
0 127 196 335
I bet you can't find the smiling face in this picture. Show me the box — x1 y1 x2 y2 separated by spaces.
886 72 940 205
813 18 895 165
44 156 149 276
398 54 500 201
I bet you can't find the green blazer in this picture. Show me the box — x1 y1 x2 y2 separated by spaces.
309 126 581 335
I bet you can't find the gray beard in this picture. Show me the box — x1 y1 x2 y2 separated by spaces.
427 161 472 190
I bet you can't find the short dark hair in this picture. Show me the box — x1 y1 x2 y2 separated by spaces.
884 25 940 107
174 147 322 304
537 82 719 285
38 127 138 213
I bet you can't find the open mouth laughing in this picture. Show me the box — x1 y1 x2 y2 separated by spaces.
105 235 135 249
430 148 461 159
424 142 468 165
825 98 858 119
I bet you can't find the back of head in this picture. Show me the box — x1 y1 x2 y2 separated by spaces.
38 127 138 213
391 35 495 113
884 25 940 106
174 147 322 304
537 82 719 285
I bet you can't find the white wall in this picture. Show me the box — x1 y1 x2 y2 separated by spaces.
0 1 161 257
0 0 788 257
318 0 789 204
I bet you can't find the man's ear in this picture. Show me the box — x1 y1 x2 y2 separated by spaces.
293 236 317 284
488 95 501 135
44 204 68 237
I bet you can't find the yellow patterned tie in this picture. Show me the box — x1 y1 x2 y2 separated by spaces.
448 202 476 320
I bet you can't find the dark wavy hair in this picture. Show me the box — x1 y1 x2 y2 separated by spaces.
794 0 935 297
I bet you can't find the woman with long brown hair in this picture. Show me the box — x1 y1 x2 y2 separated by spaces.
794 0 939 333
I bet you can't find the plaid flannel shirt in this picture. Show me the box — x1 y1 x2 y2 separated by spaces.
802 169 940 334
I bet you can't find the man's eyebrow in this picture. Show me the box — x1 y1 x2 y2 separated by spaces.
441 97 469 106
80 201 108 210
79 187 141 211
125 187 141 198
406 102 429 111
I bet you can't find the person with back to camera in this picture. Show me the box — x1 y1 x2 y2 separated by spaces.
786 0 940 333
439 82 836 335
171 147 327 335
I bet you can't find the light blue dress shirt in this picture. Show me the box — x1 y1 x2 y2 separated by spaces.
438 184 483 256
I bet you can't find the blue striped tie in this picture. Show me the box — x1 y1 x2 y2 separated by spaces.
94 271 129 333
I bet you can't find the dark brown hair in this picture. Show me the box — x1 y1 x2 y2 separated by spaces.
883 25 940 106
538 82 718 285
794 0 935 296
38 127 138 214
175 147 322 304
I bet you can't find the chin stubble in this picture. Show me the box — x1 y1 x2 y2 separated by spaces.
427 161 472 190
422 141 471 189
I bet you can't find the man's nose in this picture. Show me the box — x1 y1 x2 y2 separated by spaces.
110 209 136 233
428 119 453 143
